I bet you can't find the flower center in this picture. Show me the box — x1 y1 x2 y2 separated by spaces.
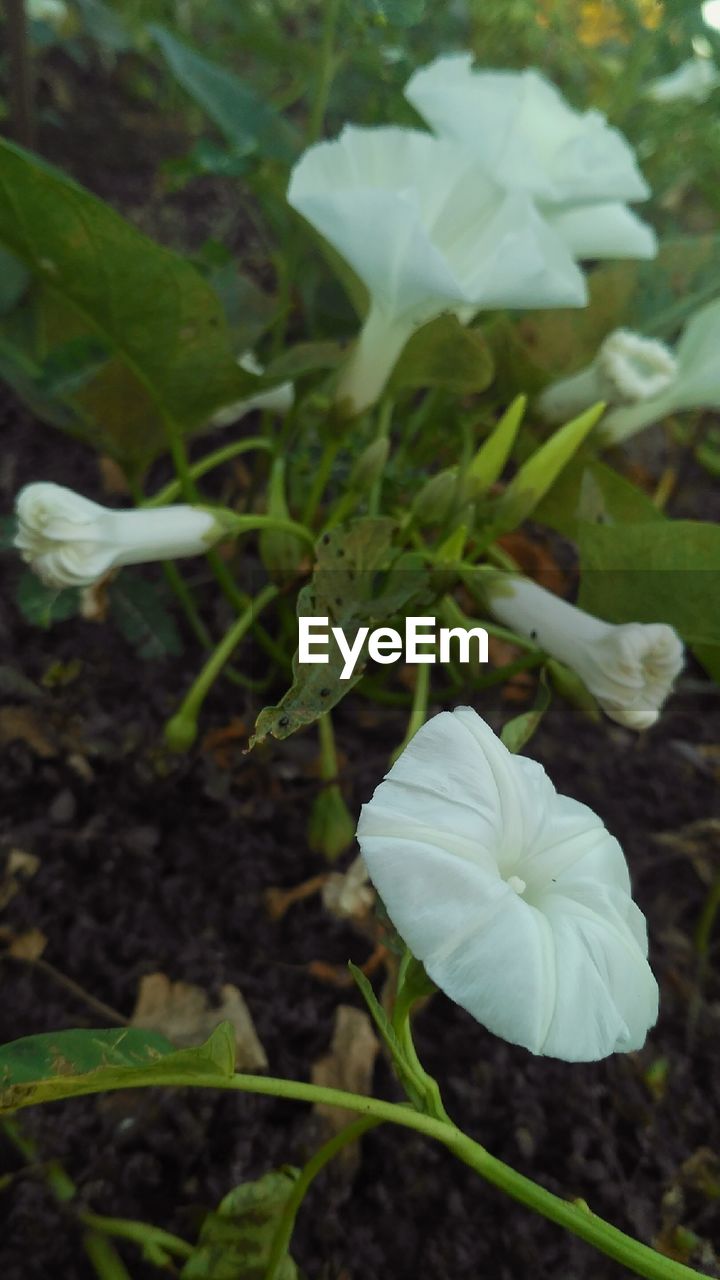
506 875 527 895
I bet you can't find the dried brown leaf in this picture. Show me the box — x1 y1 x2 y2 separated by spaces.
130 973 267 1071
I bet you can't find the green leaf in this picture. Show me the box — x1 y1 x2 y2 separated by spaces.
0 247 29 316
578 520 720 646
533 457 664 538
500 669 551 753
0 1023 236 1115
181 1171 299 1280
16 572 80 629
149 25 296 163
75 0 132 52
492 403 605 534
0 139 255 463
250 520 426 745
359 0 427 26
263 341 345 382
37 335 110 397
0 516 16 550
109 574 183 661
390 314 494 395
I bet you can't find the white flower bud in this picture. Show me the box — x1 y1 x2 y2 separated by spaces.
538 329 677 423
486 575 684 730
14 482 231 590
210 351 294 428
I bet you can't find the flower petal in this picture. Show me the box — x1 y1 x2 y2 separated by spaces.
544 202 657 260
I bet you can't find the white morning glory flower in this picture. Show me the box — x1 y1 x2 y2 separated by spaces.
357 707 659 1062
538 328 677 422
287 124 586 414
210 351 294 428
486 575 684 730
645 56 720 105
405 56 657 262
14 482 232 590
601 298 720 444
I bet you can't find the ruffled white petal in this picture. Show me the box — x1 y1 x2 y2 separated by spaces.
357 707 659 1061
544 202 657 260
405 57 649 204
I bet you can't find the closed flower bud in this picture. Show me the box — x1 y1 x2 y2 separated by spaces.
411 468 459 525
259 458 305 583
349 437 390 494
486 574 684 730
538 329 677 423
14 482 232 590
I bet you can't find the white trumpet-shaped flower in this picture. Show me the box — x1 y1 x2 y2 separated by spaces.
14 483 233 590
486 575 684 730
210 352 294 428
601 299 720 444
645 56 720 105
405 57 657 263
357 707 659 1061
538 328 677 422
288 125 586 414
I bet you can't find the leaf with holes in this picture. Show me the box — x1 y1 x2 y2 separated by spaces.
249 520 427 745
181 1170 299 1280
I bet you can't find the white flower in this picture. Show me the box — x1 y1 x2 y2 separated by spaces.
405 56 657 262
357 707 658 1061
538 328 677 422
14 482 231 590
210 352 294 427
645 56 720 105
601 299 720 444
287 125 586 414
486 575 684 730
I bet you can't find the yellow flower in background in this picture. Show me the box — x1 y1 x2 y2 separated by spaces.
538 0 662 45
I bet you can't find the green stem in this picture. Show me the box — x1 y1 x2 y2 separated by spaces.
368 396 394 518
79 1212 193 1262
161 560 213 648
264 1117 379 1280
82 1233 134 1280
302 438 340 527
35 1071 703 1280
307 0 342 143
164 583 279 750
390 661 430 765
145 437 272 508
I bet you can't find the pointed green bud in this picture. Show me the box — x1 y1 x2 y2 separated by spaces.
308 785 355 862
411 468 458 525
350 437 390 494
259 457 305 584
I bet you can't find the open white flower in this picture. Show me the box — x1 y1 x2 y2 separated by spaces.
288 125 586 414
357 707 658 1061
645 56 720 105
210 351 294 428
14 482 232 590
538 328 677 422
486 575 684 730
601 299 720 444
405 57 656 262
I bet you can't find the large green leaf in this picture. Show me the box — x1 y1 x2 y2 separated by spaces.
250 520 426 746
390 314 494 395
0 1024 236 1115
181 1171 299 1280
150 25 296 163
533 457 664 538
0 140 254 463
578 520 720 646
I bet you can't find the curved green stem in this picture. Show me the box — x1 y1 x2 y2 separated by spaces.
82 1233 133 1280
39 1069 703 1280
79 1212 193 1262
368 396 394 518
264 1117 379 1280
308 0 342 143
390 661 430 765
164 583 279 750
145 437 272 508
302 437 341 527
